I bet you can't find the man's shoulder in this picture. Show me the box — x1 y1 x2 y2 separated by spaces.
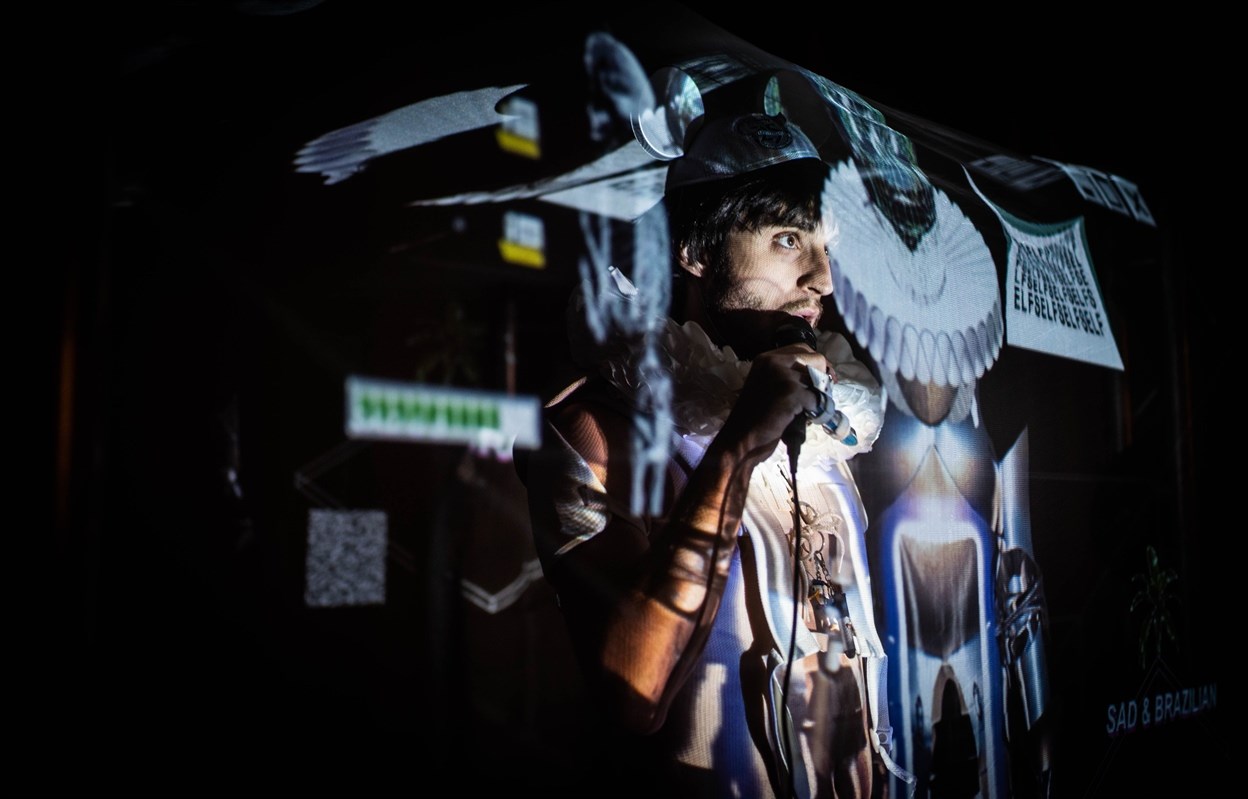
544 374 637 433
520 375 639 485
548 374 630 412
518 375 625 485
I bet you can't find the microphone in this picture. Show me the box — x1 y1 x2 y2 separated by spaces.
773 319 861 471
774 318 818 470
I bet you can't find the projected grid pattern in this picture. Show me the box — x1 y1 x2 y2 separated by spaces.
305 509 388 608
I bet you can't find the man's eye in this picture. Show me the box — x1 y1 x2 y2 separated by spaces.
776 233 799 249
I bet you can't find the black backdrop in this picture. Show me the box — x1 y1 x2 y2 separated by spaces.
38 2 1223 797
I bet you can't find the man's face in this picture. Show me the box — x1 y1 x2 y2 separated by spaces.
703 222 835 357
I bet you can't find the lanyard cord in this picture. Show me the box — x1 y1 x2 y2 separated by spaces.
781 448 802 799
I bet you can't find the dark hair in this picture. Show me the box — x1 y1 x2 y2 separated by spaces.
666 157 831 278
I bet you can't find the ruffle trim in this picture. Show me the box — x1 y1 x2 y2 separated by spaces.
601 318 885 469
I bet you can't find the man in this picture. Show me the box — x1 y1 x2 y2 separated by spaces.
521 110 899 798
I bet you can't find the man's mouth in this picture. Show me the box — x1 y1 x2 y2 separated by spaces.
788 305 821 326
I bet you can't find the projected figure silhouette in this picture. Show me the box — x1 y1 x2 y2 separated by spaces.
820 106 1054 798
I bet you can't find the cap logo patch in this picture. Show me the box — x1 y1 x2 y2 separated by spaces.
734 114 791 150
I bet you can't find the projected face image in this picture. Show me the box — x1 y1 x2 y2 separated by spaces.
697 222 834 356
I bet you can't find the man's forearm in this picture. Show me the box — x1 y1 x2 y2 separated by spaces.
599 432 763 732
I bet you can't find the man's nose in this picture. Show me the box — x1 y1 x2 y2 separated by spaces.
798 249 834 296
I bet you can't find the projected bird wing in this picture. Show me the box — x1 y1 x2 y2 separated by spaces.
408 138 666 221
293 84 528 185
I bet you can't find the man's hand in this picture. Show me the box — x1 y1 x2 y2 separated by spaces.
716 340 838 464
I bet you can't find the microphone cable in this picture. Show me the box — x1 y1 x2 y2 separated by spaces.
782 445 804 799
773 318 817 799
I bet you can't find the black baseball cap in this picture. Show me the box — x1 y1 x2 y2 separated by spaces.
664 111 822 192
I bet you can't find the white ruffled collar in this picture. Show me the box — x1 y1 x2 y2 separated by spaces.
600 317 857 471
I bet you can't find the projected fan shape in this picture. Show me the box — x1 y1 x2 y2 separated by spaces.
824 160 1001 389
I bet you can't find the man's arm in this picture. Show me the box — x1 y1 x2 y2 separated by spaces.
524 344 829 734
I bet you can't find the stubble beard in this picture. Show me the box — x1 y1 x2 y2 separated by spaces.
703 267 821 358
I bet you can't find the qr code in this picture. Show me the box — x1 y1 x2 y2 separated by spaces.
304 509 387 607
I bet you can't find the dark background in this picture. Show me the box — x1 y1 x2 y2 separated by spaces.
38 2 1221 796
